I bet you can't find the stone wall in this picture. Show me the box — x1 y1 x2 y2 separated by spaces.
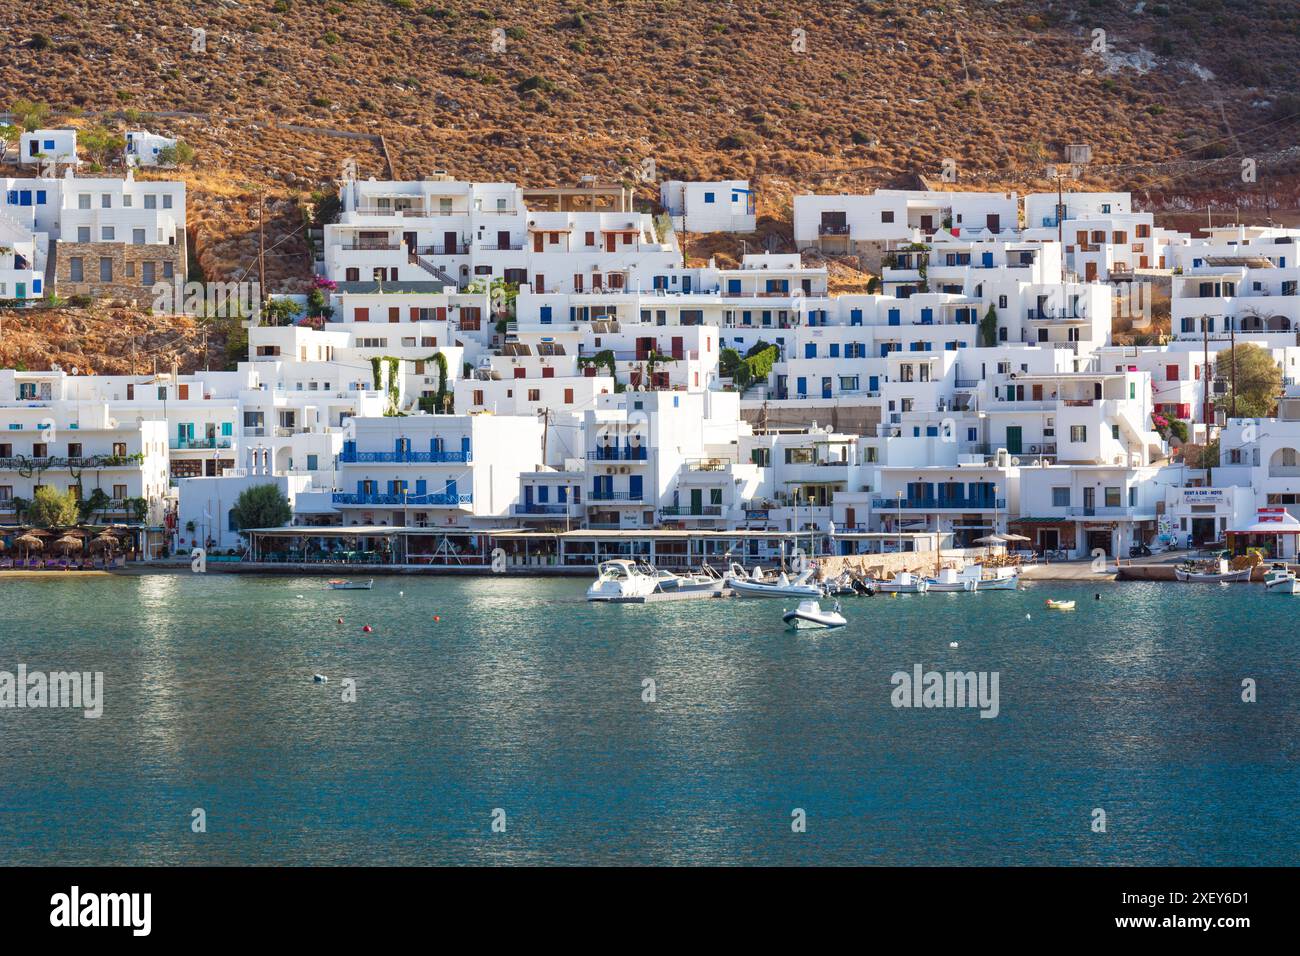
55 241 185 308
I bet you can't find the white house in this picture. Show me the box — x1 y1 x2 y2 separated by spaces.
660 180 756 233
18 129 77 168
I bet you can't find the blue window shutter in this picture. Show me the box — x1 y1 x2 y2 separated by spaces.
36 190 46 205
540 305 552 323
32 279 41 294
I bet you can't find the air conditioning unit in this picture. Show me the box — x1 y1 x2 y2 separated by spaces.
619 466 629 474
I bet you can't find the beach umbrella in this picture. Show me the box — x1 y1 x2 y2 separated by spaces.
15 533 43 555
1000 533 1031 542
55 534 83 552
972 534 1007 545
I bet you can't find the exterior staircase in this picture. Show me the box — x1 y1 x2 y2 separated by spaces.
412 253 458 288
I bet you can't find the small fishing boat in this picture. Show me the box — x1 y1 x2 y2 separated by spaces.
872 570 930 594
926 565 981 592
726 563 824 599
977 566 1020 591
1045 599 1075 610
328 579 373 590
1173 557 1252 583
587 560 660 602
1263 564 1300 593
782 599 847 630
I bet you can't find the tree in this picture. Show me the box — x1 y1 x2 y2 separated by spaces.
154 140 195 167
979 305 999 347
79 125 125 169
1214 342 1282 418
28 487 80 528
9 98 49 132
230 484 292 535
80 488 111 522
0 122 19 151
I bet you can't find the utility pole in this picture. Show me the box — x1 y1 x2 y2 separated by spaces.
257 191 267 313
1230 317 1237 419
1202 314 1213 487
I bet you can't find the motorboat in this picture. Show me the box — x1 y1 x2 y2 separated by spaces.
587 560 661 602
977 566 1020 591
872 570 930 594
782 599 847 630
328 579 373 590
1173 557 1252 583
1045 599 1075 610
1263 564 1300 593
926 565 981 592
725 563 824 599
652 564 723 594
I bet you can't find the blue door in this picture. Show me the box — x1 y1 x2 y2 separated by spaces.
629 475 643 501
982 252 994 267
822 377 832 399
869 375 879 392
444 479 458 501
416 479 427 496
796 377 807 398
728 279 741 295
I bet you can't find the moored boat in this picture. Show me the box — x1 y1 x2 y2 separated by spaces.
1263 564 1300 593
587 560 661 602
725 563 824 599
328 579 373 590
1173 557 1252 583
872 570 930 594
782 599 847 630
1045 599 1075 610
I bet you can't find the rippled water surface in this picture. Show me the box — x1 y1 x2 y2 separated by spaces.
0 573 1296 865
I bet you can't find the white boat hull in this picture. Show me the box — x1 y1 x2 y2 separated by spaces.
1174 567 1251 583
925 580 977 592
328 580 373 590
1264 575 1300 593
976 574 1020 591
730 579 824 599
873 582 929 594
783 600 847 629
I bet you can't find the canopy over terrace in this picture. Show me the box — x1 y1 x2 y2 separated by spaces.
1226 508 1300 560
493 528 836 570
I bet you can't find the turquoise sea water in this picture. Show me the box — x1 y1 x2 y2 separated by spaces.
0 573 1296 865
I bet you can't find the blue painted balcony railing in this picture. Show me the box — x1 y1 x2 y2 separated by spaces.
172 437 233 450
512 503 574 515
588 491 642 502
340 449 471 463
332 492 472 506
872 497 1006 510
587 446 648 461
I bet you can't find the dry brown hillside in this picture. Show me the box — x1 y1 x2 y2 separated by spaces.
2 0 1299 368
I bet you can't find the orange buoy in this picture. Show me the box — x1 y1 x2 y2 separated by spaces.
434 615 440 622
363 625 373 633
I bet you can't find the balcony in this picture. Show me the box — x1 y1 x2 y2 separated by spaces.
660 505 723 516
512 502 577 515
332 492 472 506
1027 308 1087 321
818 223 851 236
415 243 469 256
339 242 403 251
172 437 233 450
872 497 1006 511
340 449 471 463
588 491 643 502
587 446 648 461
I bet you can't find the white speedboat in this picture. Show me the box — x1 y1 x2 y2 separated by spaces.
726 563 824 599
1263 564 1299 593
872 570 930 594
328 579 373 590
587 560 660 602
783 599 847 630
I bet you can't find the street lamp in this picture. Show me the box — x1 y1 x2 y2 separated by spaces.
896 489 903 554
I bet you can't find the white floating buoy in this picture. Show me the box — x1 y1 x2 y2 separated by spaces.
1025 613 1032 620
949 641 958 648
313 674 328 684
399 590 404 597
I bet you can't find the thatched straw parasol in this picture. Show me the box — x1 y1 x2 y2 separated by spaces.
90 531 119 552
55 534 84 553
15 533 43 552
